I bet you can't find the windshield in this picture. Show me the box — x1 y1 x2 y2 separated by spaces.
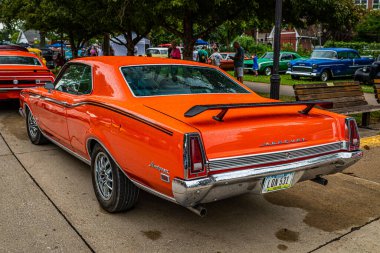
0 56 41 65
261 52 273 60
121 65 250 96
311 50 338 59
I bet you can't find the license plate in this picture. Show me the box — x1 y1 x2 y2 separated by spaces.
262 172 295 193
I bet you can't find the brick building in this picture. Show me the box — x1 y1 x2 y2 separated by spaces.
354 0 380 9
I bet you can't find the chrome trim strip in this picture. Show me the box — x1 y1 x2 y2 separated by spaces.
173 150 363 206
86 137 177 203
0 87 39 91
208 142 345 171
24 91 173 136
42 132 91 165
118 64 252 98
24 103 91 165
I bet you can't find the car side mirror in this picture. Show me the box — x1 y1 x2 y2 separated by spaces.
44 82 55 92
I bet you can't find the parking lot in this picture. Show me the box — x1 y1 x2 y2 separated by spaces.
1 101 380 253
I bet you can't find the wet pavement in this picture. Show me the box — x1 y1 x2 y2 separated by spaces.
0 101 379 253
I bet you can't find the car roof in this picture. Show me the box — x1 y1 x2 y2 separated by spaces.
0 50 41 58
315 48 356 52
72 56 214 68
147 47 168 50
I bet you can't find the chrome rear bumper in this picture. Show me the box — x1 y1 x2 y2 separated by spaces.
172 151 362 207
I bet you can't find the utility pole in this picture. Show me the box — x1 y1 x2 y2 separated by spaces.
270 0 283 100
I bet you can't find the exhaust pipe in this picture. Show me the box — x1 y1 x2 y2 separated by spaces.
311 176 328 186
187 205 207 217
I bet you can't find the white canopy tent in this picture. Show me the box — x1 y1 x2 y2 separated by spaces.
110 33 151 56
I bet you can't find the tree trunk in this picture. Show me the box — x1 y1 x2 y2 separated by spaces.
103 33 111 56
39 31 46 47
124 32 135 56
68 33 78 59
182 12 195 60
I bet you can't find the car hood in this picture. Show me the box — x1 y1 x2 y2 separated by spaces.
291 58 339 67
141 94 341 159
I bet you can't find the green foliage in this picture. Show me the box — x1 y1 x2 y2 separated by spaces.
356 10 380 42
324 40 380 57
233 35 271 56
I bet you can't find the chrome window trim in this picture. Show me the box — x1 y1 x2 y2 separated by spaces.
118 64 252 98
208 141 346 171
54 62 94 96
86 137 176 203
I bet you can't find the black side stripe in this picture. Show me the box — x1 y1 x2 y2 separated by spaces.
23 91 173 136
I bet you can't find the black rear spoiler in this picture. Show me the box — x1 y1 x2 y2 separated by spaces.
184 101 333 122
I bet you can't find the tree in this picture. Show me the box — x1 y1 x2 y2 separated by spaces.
155 0 261 59
356 10 380 42
106 0 156 56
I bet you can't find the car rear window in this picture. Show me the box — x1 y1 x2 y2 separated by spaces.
0 56 41 65
121 65 250 96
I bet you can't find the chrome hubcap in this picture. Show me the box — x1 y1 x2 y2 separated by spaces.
28 113 38 139
321 72 328 81
265 68 271 76
95 152 113 200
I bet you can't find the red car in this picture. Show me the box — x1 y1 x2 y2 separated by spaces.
0 50 55 100
208 52 250 70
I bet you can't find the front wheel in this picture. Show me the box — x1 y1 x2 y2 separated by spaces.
91 144 139 213
264 67 272 76
26 108 48 145
320 70 330 82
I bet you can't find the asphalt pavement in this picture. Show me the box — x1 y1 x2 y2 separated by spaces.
0 101 379 253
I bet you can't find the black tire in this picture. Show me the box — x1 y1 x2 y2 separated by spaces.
264 67 272 76
291 75 300 80
320 70 330 82
26 108 48 145
91 144 139 213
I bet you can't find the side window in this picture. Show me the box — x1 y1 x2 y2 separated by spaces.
348 52 360 59
55 64 92 95
281 54 292 60
337 51 348 59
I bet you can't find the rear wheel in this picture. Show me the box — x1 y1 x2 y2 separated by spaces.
320 70 330 82
264 67 272 76
91 144 139 212
26 108 48 145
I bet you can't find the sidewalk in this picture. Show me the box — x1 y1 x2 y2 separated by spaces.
243 81 379 106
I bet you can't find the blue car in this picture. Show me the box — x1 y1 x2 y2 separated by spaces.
286 48 374 82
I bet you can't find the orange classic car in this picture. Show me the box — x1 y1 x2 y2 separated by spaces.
19 56 362 216
0 50 55 100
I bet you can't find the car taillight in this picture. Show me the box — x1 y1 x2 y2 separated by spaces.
345 118 360 151
184 133 208 179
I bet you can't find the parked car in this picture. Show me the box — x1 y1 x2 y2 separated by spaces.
27 47 48 66
40 48 55 69
146 47 169 58
354 55 380 85
19 57 362 216
287 48 374 82
208 52 251 70
0 50 55 100
244 51 304 75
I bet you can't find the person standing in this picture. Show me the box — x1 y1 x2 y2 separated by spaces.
252 53 259 76
192 48 198 61
197 46 208 63
232 41 244 83
170 41 181 59
210 48 222 68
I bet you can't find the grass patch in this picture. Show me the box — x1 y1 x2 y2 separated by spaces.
351 111 380 125
256 92 295 102
228 71 374 94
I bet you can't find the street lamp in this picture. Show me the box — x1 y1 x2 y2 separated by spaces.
270 0 283 100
